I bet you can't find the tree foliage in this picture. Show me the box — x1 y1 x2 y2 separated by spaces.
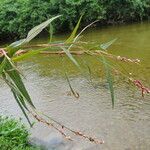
0 0 149 40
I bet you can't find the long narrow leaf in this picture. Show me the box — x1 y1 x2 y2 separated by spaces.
65 73 79 99
9 39 26 48
99 39 116 107
5 61 35 108
25 15 61 43
61 46 79 68
100 38 117 50
12 90 32 126
8 15 61 56
2 72 28 110
65 15 83 44
2 73 32 126
0 58 7 75
74 20 99 42
102 57 115 108
12 50 42 62
49 23 54 43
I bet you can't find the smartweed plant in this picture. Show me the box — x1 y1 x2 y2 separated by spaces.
0 15 149 144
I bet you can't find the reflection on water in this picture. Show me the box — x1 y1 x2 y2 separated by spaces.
0 22 150 150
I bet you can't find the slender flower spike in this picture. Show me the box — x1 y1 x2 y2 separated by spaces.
133 80 150 97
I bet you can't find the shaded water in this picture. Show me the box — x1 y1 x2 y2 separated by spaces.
0 22 150 150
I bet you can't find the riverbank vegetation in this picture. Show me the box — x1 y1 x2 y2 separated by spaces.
0 0 150 40
0 116 39 150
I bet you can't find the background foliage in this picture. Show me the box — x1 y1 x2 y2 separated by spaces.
0 0 149 40
0 116 38 150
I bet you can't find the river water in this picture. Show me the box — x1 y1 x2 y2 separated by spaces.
0 22 150 150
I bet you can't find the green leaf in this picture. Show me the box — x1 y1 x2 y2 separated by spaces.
61 46 79 68
102 57 115 108
12 50 42 62
9 15 61 49
9 39 26 48
49 23 54 43
65 15 83 44
0 58 7 75
7 16 61 57
2 72 27 108
2 72 32 126
65 73 79 99
12 90 32 126
99 39 115 107
5 61 35 108
25 15 61 43
100 38 117 50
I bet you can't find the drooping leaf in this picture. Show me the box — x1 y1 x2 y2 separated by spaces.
102 57 115 108
11 90 32 126
2 72 32 126
0 16 62 125
5 61 35 108
61 46 79 68
65 72 79 99
3 74 27 111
